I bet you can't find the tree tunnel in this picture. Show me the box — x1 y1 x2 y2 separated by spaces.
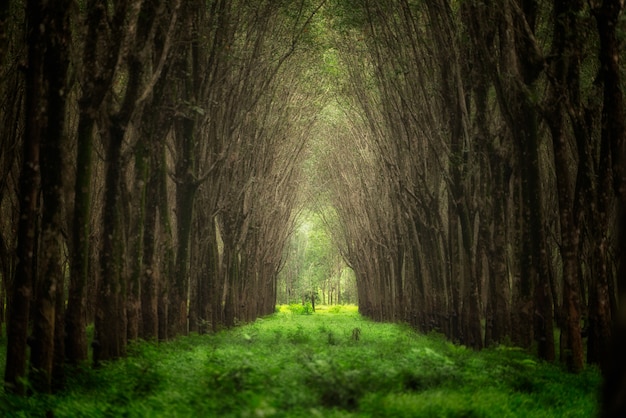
1 1 626 411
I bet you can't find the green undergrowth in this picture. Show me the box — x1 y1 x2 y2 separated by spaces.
1 305 601 417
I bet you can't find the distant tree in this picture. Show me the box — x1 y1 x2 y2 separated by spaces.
277 210 351 307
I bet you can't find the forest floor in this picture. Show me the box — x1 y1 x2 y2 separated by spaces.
1 305 601 417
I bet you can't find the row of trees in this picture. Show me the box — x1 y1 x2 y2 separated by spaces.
3 0 626 412
318 0 625 383
0 0 326 394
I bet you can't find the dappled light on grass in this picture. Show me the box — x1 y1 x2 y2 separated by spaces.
1 306 600 417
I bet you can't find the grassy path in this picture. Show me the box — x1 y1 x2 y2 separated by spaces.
2 305 600 417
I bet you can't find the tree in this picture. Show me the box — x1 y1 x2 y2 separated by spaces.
596 0 626 413
94 0 178 362
66 0 120 365
29 0 71 392
543 0 586 372
4 0 44 393
0 0 23 345
328 0 623 370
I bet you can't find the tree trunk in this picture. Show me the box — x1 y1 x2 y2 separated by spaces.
157 143 174 341
448 209 462 343
169 151 197 336
197 212 218 334
93 0 155 356
65 0 112 365
486 0 555 360
586 0 623 370
65 111 95 364
126 144 148 341
547 108 584 370
521 98 555 362
0 0 9 59
30 0 71 392
485 151 511 346
140 151 160 340
222 240 241 327
595 0 626 414
4 0 44 394
53 266 65 390
604 207 626 417
510 172 533 350
94 117 126 364
544 0 585 372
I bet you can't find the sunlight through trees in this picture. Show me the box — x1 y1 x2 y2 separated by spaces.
276 210 357 306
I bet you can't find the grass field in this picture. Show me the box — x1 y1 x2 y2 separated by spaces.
0 305 601 417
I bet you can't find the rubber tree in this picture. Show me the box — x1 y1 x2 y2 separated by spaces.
94 0 178 363
543 0 587 372
4 0 45 394
29 0 71 393
0 0 23 342
66 0 119 365
596 0 626 413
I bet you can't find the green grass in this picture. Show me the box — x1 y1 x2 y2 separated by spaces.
0 305 601 417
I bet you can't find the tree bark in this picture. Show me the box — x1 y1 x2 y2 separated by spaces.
95 51 145 362
94 0 163 360
30 0 71 392
140 147 160 340
486 150 512 346
66 0 124 365
4 0 43 394
126 143 148 341
157 143 174 341
169 123 198 335
167 3 202 337
542 0 585 372
595 0 626 414
485 0 555 360
94 115 127 364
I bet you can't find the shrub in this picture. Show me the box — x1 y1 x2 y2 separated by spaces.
328 305 343 313
303 301 314 315
285 302 314 315
287 325 311 344
304 357 370 410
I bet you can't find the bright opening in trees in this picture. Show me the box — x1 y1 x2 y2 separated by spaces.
276 209 357 307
